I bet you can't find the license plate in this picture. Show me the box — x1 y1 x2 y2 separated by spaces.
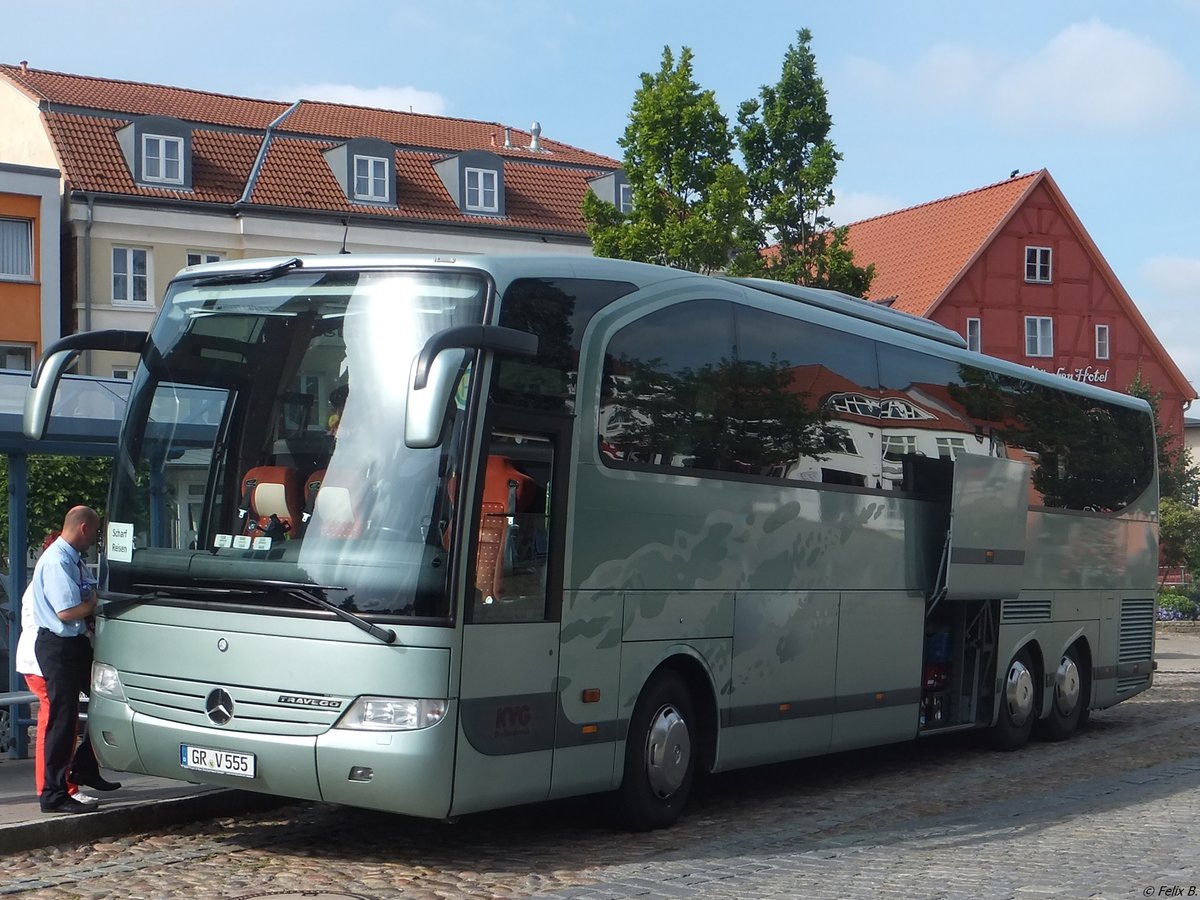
180 743 257 778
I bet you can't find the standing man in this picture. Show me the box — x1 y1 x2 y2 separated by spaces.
31 506 121 814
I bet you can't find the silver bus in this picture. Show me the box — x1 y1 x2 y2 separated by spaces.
25 254 1158 829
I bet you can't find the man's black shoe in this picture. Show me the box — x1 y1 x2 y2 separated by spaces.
70 773 122 792
41 796 99 815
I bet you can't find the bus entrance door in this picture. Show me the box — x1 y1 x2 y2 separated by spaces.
451 424 565 816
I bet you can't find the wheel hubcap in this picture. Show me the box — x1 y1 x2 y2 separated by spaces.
644 703 691 799
1005 659 1035 727
1054 655 1081 716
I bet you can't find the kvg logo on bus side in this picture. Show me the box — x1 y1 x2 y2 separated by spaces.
495 704 532 736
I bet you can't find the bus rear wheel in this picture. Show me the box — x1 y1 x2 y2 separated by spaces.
1036 645 1090 742
617 669 695 831
989 648 1037 751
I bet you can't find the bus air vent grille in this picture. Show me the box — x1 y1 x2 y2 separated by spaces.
1000 598 1052 623
1118 598 1155 664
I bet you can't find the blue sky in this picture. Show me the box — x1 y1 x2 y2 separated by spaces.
5 1 1200 390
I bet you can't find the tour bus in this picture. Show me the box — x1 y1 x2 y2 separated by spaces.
25 254 1157 829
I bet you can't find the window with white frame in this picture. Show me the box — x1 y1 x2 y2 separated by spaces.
142 134 184 184
1025 246 1052 283
353 155 389 202
465 167 498 212
966 317 981 353
1095 324 1110 360
187 251 223 267
882 433 918 461
113 247 150 303
1025 316 1053 357
936 436 967 460
619 183 633 214
0 343 33 371
0 217 33 278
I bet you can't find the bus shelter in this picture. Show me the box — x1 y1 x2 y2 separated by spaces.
0 369 127 757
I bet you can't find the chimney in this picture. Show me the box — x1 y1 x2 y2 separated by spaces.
19 60 28 72
503 127 513 149
529 121 542 153
490 132 497 147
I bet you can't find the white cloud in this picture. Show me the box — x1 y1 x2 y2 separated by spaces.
1136 255 1200 391
843 21 1193 134
279 82 448 116
830 189 905 225
1142 255 1200 299
911 43 1002 105
990 20 1192 130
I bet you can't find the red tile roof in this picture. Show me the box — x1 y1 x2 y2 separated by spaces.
1 63 289 129
843 172 1038 316
1 62 620 234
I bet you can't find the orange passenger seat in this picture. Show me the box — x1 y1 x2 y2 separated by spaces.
476 455 535 603
239 466 305 540
312 468 363 539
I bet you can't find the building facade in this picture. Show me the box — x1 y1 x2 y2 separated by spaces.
0 162 61 369
0 62 625 376
843 170 1195 441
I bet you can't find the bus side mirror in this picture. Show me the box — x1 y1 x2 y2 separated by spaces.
24 330 147 440
405 348 466 449
404 325 538 449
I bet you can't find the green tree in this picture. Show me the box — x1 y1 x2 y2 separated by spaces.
0 455 112 559
1158 496 1200 588
730 29 874 297
583 46 747 274
1128 371 1198 503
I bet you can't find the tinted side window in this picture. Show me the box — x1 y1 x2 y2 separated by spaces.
494 277 636 412
879 345 1155 510
876 346 1005 494
601 301 882 483
734 306 879 485
601 299 737 471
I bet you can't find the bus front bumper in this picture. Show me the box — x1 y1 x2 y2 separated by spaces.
89 694 457 819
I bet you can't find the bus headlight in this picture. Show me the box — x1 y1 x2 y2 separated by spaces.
335 697 447 731
91 662 126 701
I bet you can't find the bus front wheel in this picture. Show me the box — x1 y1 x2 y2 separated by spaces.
989 648 1037 751
617 669 696 831
1036 644 1090 742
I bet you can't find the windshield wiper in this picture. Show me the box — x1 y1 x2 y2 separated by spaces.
192 256 303 288
256 579 397 645
112 579 398 645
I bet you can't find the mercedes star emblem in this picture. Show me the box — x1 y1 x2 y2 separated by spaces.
205 688 235 725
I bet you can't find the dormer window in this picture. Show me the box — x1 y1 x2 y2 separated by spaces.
465 167 498 212
322 138 397 207
586 169 632 214
353 155 389 202
433 150 506 217
117 117 193 189
142 134 183 184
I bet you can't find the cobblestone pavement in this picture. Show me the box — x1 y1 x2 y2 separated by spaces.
2 657 1198 899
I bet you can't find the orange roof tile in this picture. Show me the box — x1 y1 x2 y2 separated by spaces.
843 172 1038 316
1 63 288 129
1 62 620 235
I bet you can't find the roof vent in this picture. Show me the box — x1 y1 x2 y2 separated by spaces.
504 127 513 149
19 60 28 72
529 121 541 153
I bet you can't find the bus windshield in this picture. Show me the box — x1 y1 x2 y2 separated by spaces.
106 267 488 620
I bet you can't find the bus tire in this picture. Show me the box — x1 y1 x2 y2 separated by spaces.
1036 644 1089 742
617 669 695 831
989 647 1037 751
